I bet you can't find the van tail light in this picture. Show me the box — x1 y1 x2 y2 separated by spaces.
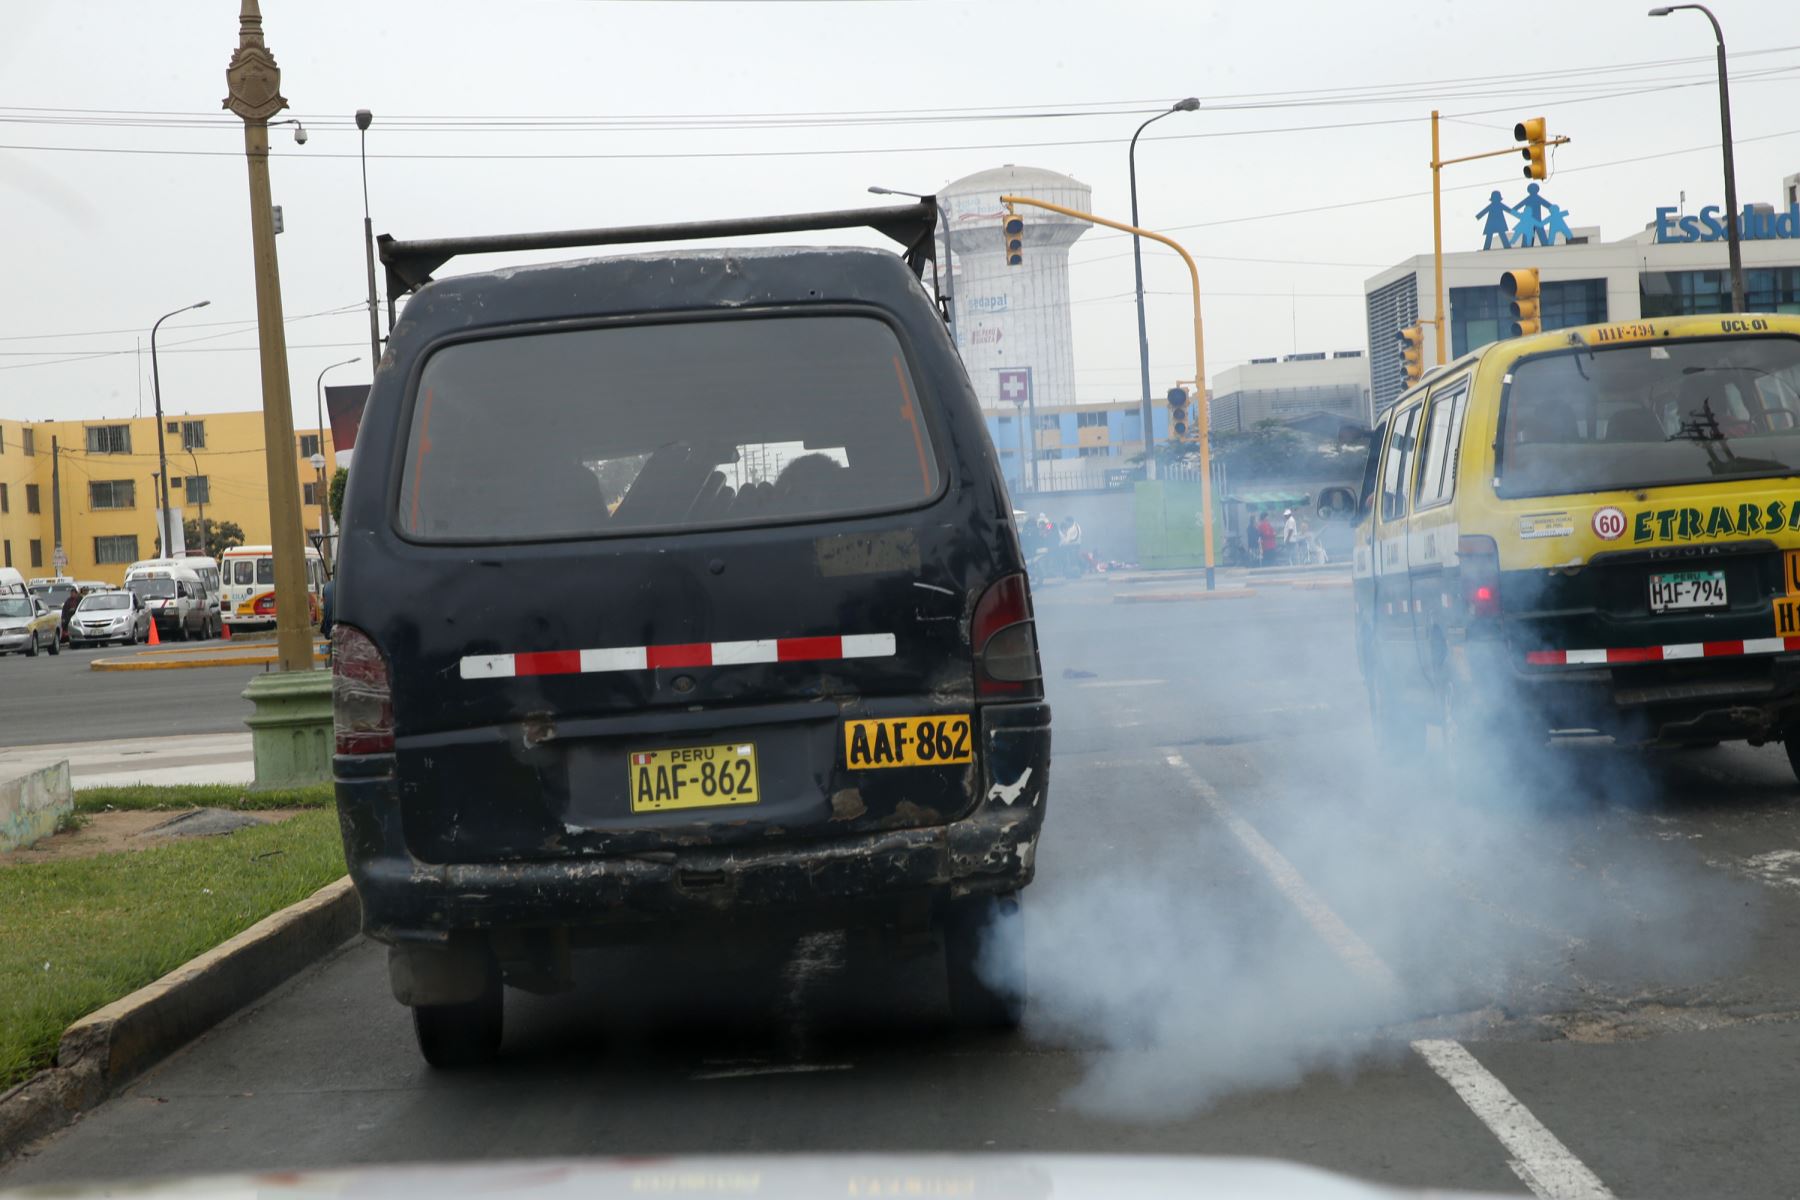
253 593 277 616
1459 535 1502 619
972 573 1043 700
333 624 394 755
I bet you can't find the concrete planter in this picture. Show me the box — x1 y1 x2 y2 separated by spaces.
241 669 333 789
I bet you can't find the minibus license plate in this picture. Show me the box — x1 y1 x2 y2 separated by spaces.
628 743 759 813
1649 571 1727 613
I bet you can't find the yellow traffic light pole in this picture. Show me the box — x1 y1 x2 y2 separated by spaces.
1428 110 1571 364
998 193 1216 589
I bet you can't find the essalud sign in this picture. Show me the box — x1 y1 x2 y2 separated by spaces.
1655 203 1800 244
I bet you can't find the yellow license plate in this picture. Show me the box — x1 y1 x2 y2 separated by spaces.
1784 550 1800 595
844 715 973 769
628 742 760 813
1775 596 1800 638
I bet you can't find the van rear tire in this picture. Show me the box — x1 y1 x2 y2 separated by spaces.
411 968 503 1069
943 893 1025 1031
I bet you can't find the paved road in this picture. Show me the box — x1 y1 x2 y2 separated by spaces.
0 642 265 747
7 579 1800 1197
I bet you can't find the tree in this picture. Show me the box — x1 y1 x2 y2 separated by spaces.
329 466 349 527
183 518 246 559
1208 420 1366 481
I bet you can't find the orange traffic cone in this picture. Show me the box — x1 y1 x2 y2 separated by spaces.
146 617 160 647
221 620 232 641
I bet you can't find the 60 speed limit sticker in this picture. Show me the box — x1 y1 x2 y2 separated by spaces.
1592 506 1627 540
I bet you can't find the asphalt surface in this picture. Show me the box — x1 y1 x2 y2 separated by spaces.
0 638 266 747
6 577 1800 1197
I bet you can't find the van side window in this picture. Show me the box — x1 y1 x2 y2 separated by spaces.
1379 405 1422 522
1413 381 1470 511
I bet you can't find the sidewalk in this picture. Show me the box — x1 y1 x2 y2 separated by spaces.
0 733 254 788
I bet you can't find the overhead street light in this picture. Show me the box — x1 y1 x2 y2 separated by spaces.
869 184 957 342
1129 98 1200 479
149 299 211 558
1649 4 1745 312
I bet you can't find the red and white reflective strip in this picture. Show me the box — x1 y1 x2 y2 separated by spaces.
1526 636 1800 667
460 633 896 680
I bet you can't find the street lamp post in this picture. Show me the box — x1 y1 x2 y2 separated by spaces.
149 300 210 557
1650 5 1745 313
868 186 957 343
315 356 360 560
1129 98 1199 480
356 109 383 367
224 0 312 675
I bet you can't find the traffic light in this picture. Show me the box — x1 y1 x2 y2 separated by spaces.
1396 325 1424 386
1002 214 1024 266
1501 268 1542 336
1515 116 1548 180
1166 385 1191 443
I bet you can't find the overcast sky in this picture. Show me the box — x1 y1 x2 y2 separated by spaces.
3 0 1799 423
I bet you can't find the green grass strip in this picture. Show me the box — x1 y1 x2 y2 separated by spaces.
75 783 334 814
0 809 346 1089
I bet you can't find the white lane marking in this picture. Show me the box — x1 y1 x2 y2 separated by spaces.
690 1063 854 1081
1160 748 1613 1200
1076 678 1166 688
1162 750 1401 997
1412 1039 1615 1200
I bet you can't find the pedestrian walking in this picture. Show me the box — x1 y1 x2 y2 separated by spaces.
1282 508 1299 564
1245 511 1262 566
1257 510 1277 567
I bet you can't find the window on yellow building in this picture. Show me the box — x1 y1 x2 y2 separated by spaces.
20 428 33 456
180 420 206 450
28 540 42 569
0 483 7 513
302 482 321 506
89 480 135 510
299 434 322 459
186 476 210 504
86 425 132 454
25 485 39 515
94 535 139 564
1 540 9 567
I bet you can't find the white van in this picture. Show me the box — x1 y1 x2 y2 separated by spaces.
124 564 214 641
128 556 222 627
0 567 26 598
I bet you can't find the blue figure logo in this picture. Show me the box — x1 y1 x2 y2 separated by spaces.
1510 183 1554 248
1544 201 1574 246
1477 191 1514 250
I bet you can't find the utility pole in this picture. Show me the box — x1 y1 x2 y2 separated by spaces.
225 0 312 674
50 437 63 574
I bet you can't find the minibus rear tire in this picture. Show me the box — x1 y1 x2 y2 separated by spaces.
411 965 504 1068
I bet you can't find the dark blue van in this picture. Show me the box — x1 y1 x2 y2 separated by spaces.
332 204 1051 1065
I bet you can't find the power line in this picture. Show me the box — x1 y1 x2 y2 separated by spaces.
1 65 1795 163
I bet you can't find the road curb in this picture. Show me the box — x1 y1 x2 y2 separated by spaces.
88 649 326 672
0 876 358 1162
1113 589 1259 603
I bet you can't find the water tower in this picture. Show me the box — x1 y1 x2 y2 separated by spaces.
940 166 1091 414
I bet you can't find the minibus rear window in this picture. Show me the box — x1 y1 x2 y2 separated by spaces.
1497 336 1800 498
398 315 942 541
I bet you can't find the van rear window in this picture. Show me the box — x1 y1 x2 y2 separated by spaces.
1498 335 1800 498
398 315 941 541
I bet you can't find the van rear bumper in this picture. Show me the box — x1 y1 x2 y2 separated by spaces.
335 701 1050 942
1476 637 1800 742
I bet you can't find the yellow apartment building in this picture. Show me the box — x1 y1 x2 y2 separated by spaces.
0 410 337 585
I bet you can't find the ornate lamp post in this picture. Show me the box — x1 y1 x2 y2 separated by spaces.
225 0 331 787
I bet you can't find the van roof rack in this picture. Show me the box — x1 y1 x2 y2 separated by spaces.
377 200 941 327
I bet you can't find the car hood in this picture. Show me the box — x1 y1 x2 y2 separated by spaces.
0 1153 1511 1199
0 620 29 632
